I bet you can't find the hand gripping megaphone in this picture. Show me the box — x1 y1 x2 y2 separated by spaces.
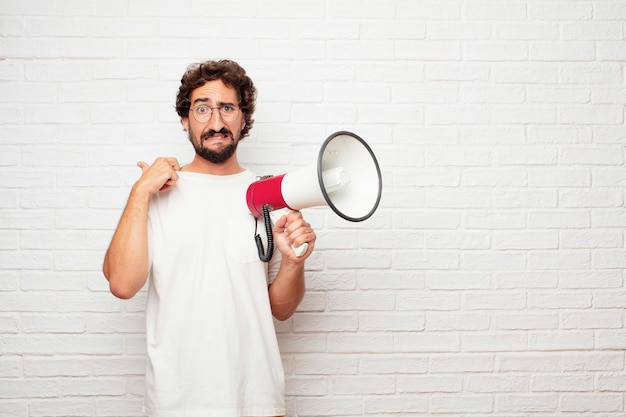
246 131 382 261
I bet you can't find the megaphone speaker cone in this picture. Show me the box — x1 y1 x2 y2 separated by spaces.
316 131 382 222
246 131 382 222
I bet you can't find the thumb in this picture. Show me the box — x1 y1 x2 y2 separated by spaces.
137 161 149 172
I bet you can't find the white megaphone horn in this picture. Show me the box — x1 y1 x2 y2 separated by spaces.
246 131 382 261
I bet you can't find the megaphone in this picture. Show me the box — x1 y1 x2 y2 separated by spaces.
246 131 382 261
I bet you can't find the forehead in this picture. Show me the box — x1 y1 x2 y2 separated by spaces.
190 79 239 105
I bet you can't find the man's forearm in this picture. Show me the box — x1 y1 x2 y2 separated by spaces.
103 186 151 299
268 258 306 321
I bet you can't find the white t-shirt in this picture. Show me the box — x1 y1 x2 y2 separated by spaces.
144 170 284 417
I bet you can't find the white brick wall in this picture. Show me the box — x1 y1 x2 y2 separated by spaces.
1 0 625 416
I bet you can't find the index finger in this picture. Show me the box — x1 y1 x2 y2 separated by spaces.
286 210 303 221
166 158 181 171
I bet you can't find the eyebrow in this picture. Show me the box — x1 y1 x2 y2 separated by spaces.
191 97 237 107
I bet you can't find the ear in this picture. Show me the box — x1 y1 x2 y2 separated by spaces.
181 117 189 131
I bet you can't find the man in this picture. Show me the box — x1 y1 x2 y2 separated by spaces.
103 59 316 417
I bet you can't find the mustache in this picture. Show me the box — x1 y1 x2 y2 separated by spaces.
201 127 233 140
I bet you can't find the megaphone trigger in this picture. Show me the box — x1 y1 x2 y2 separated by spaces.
269 208 309 257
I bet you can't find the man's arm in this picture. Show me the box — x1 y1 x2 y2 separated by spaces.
103 158 180 299
268 211 316 320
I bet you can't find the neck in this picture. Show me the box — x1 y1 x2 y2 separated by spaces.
182 154 245 175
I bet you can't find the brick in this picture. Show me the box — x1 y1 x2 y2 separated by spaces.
467 374 529 393
560 189 624 208
0 356 22 378
426 271 490 290
328 334 394 353
464 2 525 20
531 374 593 392
560 393 624 412
528 3 592 20
528 250 590 270
530 42 596 61
296 396 362 416
559 272 621 289
363 394 428 413
0 315 19 334
426 312 490 331
332 375 395 395
359 313 425 332
528 331 594 351
396 292 459 311
0 251 53 270
292 313 358 332
28 399 94 417
529 292 592 309
561 310 623 329
23 358 89 377
285 376 328 396
561 63 624 84
327 291 395 311
397 40 461 60
495 271 558 289
0 270 18 292
464 42 529 61
426 63 489 81
464 292 527 310
395 333 460 353
21 314 86 333
598 42 626 61
95 398 145 417
0 61 24 80
496 23 559 41
596 373 626 391
527 86 590 104
0 400 28 417
562 23 624 41
59 377 126 396
430 394 493 413
562 352 624 372
528 126 592 144
398 375 461 393
560 105 624 125
0 378 59 398
493 230 558 250
461 251 527 270
494 394 558 412
528 168 591 187
398 1 461 19
359 354 428 374
395 250 459 270
294 354 359 375
497 353 563 372
429 21 491 40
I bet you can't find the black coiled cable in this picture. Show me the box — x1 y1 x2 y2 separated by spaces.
255 204 274 262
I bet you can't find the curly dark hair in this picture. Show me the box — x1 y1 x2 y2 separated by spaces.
175 59 257 139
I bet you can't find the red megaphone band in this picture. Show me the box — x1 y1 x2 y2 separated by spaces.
246 174 291 218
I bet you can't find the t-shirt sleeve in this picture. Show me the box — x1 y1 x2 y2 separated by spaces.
267 244 282 285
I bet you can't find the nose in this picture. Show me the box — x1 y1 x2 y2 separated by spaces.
207 108 225 132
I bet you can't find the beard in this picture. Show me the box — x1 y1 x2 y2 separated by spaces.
188 127 239 164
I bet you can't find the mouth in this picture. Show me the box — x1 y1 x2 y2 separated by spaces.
202 133 232 144
202 128 234 143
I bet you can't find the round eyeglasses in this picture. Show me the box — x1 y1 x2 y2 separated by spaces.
189 104 240 123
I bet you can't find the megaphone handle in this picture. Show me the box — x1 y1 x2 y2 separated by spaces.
269 208 308 257
292 242 308 257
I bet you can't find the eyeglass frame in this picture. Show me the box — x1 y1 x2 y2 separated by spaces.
188 102 241 123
